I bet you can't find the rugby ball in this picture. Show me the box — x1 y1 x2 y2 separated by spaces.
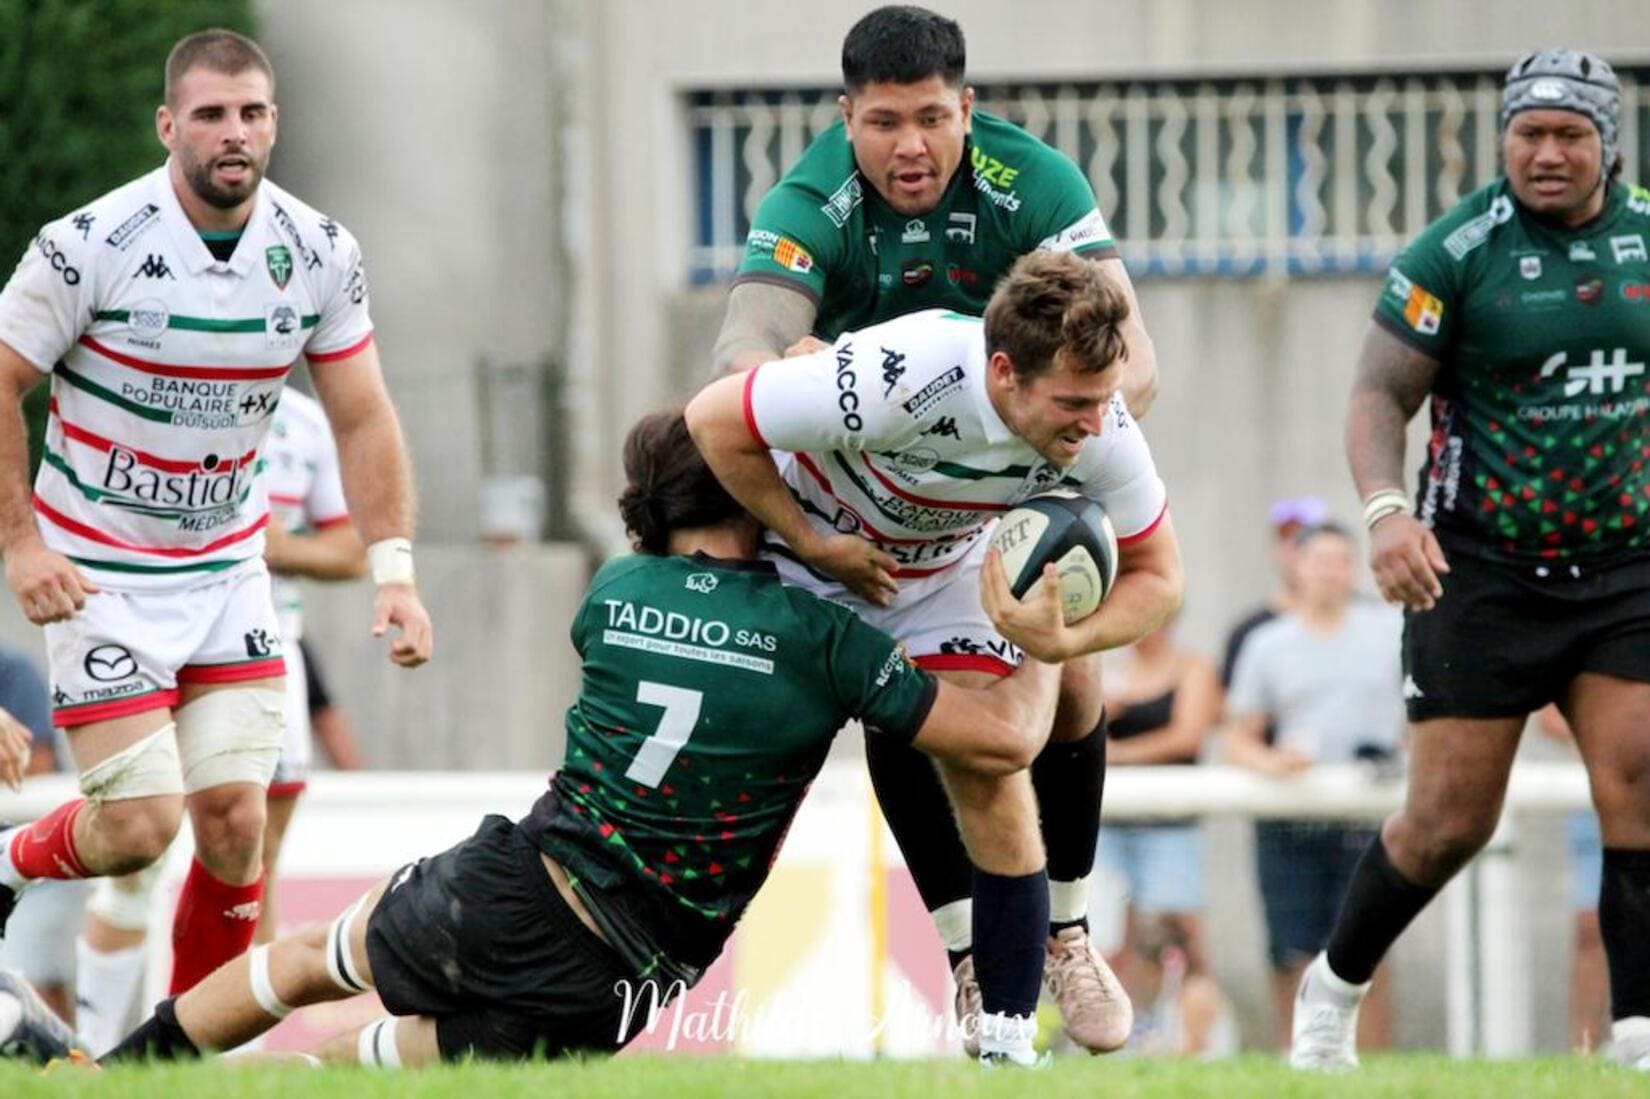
990 490 1118 624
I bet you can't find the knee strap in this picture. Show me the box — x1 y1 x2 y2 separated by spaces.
325 894 372 994
357 1017 402 1068
78 724 184 802
248 944 294 1020
175 688 286 794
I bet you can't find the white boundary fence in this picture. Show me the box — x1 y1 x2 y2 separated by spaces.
0 761 1591 1058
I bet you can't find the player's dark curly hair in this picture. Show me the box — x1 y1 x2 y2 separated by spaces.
619 408 744 555
983 251 1131 379
841 6 966 93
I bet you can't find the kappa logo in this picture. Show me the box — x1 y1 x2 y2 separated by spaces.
224 901 262 922
1402 675 1424 700
71 212 95 240
922 416 961 440
266 245 294 289
880 347 907 397
320 216 340 249
685 573 719 594
83 645 137 683
134 253 174 280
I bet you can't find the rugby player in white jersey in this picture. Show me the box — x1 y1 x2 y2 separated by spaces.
687 250 1183 1066
0 29 431 1003
71 386 366 1054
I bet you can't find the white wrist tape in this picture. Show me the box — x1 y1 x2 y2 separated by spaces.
368 537 415 586
1361 489 1411 530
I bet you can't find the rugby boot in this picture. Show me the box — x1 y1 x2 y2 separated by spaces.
952 954 982 1057
0 969 81 1064
1043 925 1132 1053
1288 952 1366 1072
979 1049 1053 1070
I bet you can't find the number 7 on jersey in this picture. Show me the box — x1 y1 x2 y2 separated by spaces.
624 681 704 787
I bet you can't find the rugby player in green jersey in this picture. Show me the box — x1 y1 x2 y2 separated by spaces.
707 6 1155 1054
0 410 1067 1067
1292 49 1650 1072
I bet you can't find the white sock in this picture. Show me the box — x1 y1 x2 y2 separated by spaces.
932 899 972 955
74 940 150 1056
1613 1016 1650 1043
1311 952 1371 1003
0 827 25 891
1048 877 1088 927
977 1010 1038 1062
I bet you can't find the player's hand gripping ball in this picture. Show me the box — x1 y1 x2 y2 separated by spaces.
989 490 1118 624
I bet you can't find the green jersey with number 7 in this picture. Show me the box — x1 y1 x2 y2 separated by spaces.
519 550 936 985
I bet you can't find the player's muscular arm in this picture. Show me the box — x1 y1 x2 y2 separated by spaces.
1346 322 1450 611
685 375 900 605
711 282 820 376
0 343 96 623
264 517 366 581
309 341 432 666
1093 257 1159 418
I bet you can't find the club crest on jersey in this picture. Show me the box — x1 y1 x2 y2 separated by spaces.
1571 240 1597 262
1519 255 1542 280
902 219 930 244
266 245 293 289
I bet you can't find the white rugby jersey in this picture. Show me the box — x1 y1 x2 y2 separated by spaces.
743 309 1167 578
0 163 372 591
265 387 349 641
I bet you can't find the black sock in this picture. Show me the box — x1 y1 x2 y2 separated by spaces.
865 730 974 915
1324 835 1440 984
972 867 1049 1019
1599 847 1650 1020
947 948 971 972
1032 714 1106 935
98 997 201 1065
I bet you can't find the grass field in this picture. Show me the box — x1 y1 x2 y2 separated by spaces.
1 1054 1645 1098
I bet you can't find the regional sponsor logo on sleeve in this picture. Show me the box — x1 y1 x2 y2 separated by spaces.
1038 209 1111 253
744 229 813 272
1402 282 1445 336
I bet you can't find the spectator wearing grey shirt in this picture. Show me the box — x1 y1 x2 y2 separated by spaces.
1223 522 1403 1052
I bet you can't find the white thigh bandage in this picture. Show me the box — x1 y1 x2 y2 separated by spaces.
175 688 286 793
357 1016 402 1069
86 862 163 931
77 724 184 802
249 944 294 1020
325 894 373 995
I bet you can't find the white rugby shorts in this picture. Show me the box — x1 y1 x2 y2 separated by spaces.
767 531 1022 677
44 561 286 728
270 636 312 796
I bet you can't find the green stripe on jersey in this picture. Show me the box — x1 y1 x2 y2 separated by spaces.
68 554 249 575
54 365 172 422
93 310 320 333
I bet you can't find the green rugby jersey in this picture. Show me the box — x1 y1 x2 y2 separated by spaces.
734 109 1116 340
521 552 936 982
1374 180 1650 563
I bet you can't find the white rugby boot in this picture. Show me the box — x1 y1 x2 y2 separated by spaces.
1288 952 1368 1072
1608 1016 1650 1070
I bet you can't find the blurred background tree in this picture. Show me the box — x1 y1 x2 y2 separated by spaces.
0 0 255 474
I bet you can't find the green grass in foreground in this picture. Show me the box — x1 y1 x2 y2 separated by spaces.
2 1053 1646 1099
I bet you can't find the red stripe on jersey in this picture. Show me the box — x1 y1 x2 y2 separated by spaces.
268 493 304 505
791 454 934 546
306 332 374 363
890 557 971 579
52 401 259 474
79 336 290 381
53 688 181 728
33 496 269 557
913 653 1015 678
859 452 1008 512
1117 500 1169 547
178 658 286 684
312 513 352 529
742 365 770 448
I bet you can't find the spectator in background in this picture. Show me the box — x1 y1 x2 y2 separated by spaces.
1096 617 1224 1040
1536 704 1610 1052
1223 521 1403 1052
1124 912 1239 1057
0 644 88 1024
1220 497 1327 690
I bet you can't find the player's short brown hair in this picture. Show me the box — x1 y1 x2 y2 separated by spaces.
164 29 275 107
983 251 1130 380
620 409 744 555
